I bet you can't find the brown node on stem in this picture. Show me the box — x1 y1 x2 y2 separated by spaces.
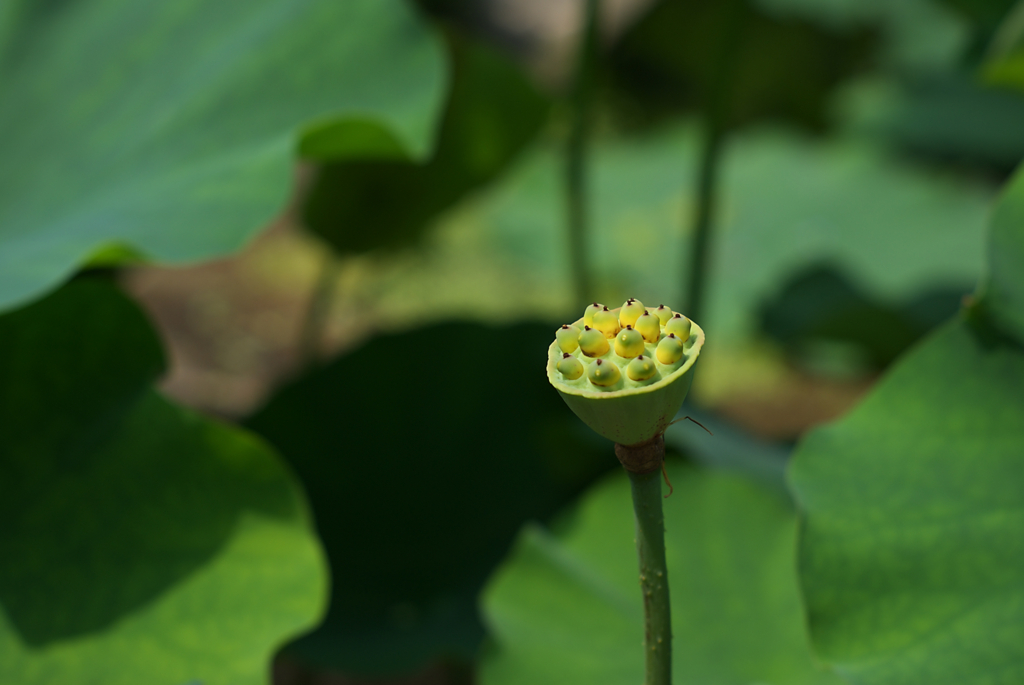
614 433 665 474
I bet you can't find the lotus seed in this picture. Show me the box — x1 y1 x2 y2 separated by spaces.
654 304 673 325
587 358 621 387
556 353 584 380
656 333 684 364
614 325 645 359
626 355 656 381
619 299 645 328
665 313 692 340
592 306 621 338
634 311 660 343
556 323 581 353
583 302 604 327
579 326 610 357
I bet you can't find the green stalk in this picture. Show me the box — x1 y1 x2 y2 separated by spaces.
683 121 723 325
565 0 600 309
629 466 672 685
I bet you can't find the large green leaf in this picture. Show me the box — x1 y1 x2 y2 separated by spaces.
246 321 610 676
985 164 1024 342
789 316 1024 684
480 463 841 685
0 0 446 313
303 32 548 255
0 279 327 685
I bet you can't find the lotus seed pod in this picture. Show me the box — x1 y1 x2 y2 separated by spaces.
654 304 673 325
556 353 584 380
634 311 660 343
656 333 684 365
626 355 657 381
592 306 621 338
619 299 645 327
665 313 692 340
546 303 704 446
614 325 645 359
583 302 604 327
587 358 621 387
578 326 610 357
556 324 581 353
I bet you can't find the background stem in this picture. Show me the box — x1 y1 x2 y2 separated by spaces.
565 0 600 309
684 121 723 325
296 250 340 368
629 467 672 685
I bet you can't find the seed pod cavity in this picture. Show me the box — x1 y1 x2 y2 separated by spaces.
634 311 660 343
656 334 684 365
579 326 610 357
626 355 657 381
556 353 585 380
614 325 645 359
556 323 581 353
587 358 621 387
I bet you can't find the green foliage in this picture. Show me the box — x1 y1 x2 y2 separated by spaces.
454 124 989 342
0 0 446 313
609 0 874 132
789 161 1024 682
985 165 1024 340
0 280 326 685
480 462 841 685
303 33 549 255
246 322 610 675
790 317 1024 684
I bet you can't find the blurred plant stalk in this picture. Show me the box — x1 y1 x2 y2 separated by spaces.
565 0 600 310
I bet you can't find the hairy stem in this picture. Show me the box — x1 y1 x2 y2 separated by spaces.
565 0 600 309
617 434 672 685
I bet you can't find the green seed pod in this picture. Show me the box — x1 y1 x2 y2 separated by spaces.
583 302 604 327
665 313 692 340
634 311 660 343
587 358 621 387
592 306 620 338
656 333 684 365
547 304 704 446
654 304 673 325
626 355 657 381
556 323 581 353
578 326 610 357
614 325 645 359
619 299 645 327
556 352 584 380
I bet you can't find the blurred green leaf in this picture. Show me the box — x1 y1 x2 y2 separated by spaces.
0 0 447 313
480 463 841 685
985 163 1024 340
441 123 988 345
789 315 1024 684
303 33 549 255
246 322 610 676
0 279 326 685
609 0 874 132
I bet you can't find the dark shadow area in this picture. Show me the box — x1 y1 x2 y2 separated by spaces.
247 321 612 676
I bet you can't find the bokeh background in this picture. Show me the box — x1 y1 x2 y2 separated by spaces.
3 0 1024 683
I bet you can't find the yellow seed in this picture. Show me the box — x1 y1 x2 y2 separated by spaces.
578 326 610 357
592 306 620 338
654 304 673 325
665 313 692 340
556 353 584 380
634 311 660 343
583 302 604 327
626 355 657 381
618 299 645 327
656 334 684 364
614 326 645 359
555 324 581 353
587 358 621 387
